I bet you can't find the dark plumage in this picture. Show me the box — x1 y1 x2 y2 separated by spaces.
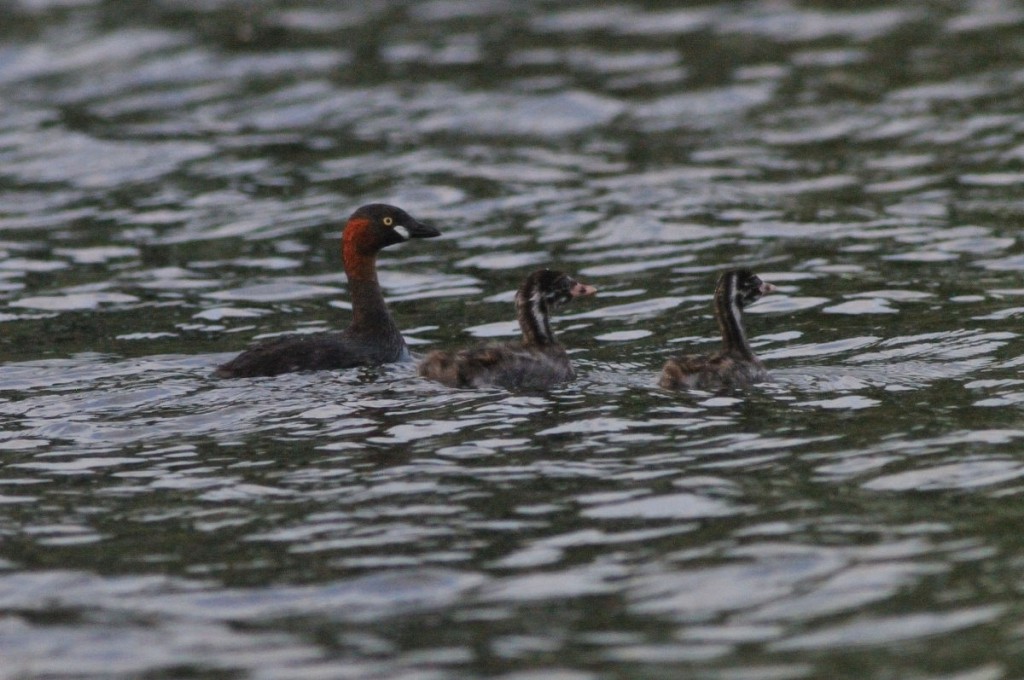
213 204 440 378
419 269 597 390
659 269 776 390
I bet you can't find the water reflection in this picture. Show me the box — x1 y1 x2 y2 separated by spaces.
3 0 1024 678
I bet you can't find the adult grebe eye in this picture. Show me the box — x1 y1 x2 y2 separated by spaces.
383 216 394 226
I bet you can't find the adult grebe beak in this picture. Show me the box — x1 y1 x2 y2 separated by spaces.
400 218 441 240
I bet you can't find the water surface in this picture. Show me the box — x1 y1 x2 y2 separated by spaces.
2 1 1024 678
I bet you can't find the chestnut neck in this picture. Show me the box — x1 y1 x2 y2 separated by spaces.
342 219 379 282
517 288 557 348
714 275 755 360
342 220 399 337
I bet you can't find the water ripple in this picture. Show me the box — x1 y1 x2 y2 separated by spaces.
1 1 1023 678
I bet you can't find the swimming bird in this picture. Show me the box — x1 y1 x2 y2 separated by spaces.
214 203 440 378
418 269 597 390
659 268 776 390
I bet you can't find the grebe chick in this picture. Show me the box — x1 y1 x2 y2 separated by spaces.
214 203 440 378
419 269 597 390
659 268 776 390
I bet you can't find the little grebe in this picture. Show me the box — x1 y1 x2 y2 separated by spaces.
418 269 597 390
214 203 440 378
659 268 776 390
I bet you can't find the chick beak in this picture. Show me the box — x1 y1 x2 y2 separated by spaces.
570 281 597 298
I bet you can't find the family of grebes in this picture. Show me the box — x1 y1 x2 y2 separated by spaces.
214 203 774 390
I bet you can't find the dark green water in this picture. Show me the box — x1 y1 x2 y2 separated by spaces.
2 1 1024 678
